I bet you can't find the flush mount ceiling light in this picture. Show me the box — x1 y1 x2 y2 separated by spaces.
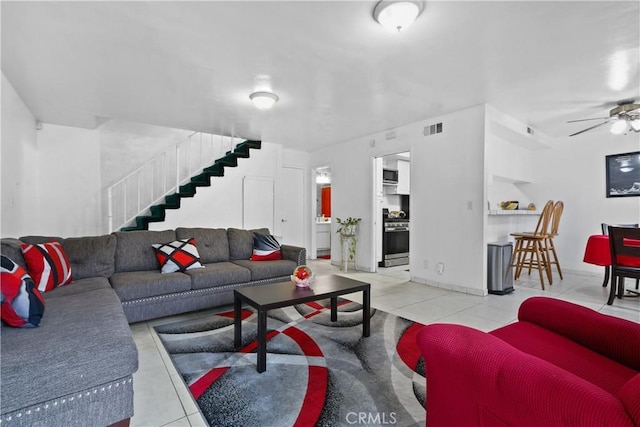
249 91 279 110
373 0 425 32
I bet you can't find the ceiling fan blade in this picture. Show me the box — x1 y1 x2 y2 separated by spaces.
567 117 610 123
569 118 615 137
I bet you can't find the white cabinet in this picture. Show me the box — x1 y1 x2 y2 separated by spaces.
386 160 410 195
317 222 331 250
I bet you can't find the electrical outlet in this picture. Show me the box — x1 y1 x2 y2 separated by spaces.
436 262 444 274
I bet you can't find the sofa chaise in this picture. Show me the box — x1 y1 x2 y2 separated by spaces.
416 296 640 426
1 227 305 426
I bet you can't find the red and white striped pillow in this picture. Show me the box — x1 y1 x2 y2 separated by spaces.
21 241 73 292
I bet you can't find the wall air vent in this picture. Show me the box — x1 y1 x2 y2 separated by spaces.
385 130 397 140
423 122 443 136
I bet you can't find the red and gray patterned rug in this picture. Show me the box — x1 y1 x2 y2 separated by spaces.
155 299 426 426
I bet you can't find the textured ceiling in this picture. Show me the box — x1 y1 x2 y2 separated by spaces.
2 1 639 151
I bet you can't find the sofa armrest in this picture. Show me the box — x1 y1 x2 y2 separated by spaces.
280 245 306 266
518 297 640 370
417 324 635 427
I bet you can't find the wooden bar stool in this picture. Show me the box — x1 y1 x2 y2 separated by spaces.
541 201 564 279
510 200 554 290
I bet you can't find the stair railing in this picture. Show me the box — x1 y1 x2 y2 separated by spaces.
107 132 237 232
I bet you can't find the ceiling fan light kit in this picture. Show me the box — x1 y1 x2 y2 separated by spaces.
373 0 425 32
610 118 628 135
249 91 279 110
568 101 640 137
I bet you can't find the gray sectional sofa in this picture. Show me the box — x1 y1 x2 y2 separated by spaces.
0 227 306 426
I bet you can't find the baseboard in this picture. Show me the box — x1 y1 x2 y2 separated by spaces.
411 276 488 296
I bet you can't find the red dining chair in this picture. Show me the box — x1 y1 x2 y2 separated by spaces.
607 226 640 305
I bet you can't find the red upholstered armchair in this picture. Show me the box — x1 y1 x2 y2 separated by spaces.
416 297 640 426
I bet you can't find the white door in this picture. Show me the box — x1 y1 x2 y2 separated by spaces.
280 167 304 246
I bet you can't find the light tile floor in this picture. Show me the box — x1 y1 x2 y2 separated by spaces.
129 260 640 426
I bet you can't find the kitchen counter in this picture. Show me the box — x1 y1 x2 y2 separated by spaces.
316 218 332 224
488 210 540 216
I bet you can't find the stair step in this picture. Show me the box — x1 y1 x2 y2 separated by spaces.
242 140 262 149
149 205 166 221
191 173 211 187
164 193 181 209
215 154 238 167
178 183 197 197
203 164 224 176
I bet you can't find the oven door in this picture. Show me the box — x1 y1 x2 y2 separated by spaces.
383 228 409 259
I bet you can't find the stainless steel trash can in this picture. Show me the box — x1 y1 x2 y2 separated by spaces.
488 242 514 295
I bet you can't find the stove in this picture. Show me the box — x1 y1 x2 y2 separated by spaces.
380 217 409 267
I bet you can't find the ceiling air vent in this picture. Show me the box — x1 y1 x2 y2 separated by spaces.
423 122 443 136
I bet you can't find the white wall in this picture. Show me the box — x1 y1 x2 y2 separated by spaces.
310 104 487 295
1 73 40 237
524 130 640 275
36 124 102 236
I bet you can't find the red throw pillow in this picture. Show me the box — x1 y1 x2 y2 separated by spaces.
21 241 73 292
1 255 45 327
251 233 282 261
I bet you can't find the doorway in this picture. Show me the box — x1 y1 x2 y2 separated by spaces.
373 152 411 276
314 166 332 260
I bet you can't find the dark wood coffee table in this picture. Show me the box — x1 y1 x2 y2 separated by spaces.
234 274 371 373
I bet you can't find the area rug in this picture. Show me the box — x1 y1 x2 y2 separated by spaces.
155 299 426 427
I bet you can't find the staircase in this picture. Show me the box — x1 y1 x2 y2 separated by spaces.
107 134 261 232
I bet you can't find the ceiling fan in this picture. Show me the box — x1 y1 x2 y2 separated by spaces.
568 101 640 137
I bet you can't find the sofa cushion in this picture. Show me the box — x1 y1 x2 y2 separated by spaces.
228 228 270 260
62 234 116 280
176 227 229 263
0 287 138 416
43 276 113 299
113 229 176 272
0 238 27 270
251 233 282 261
231 259 297 281
21 241 73 292
491 321 639 395
110 270 191 302
186 262 252 290
618 374 640 425
0 255 45 328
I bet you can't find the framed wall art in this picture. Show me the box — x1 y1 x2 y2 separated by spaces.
605 151 640 197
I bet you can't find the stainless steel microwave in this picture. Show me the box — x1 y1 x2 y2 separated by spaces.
382 168 398 184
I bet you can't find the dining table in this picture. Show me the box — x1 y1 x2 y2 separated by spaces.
583 234 640 287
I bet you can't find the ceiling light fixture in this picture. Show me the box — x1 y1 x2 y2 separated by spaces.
373 0 425 32
630 118 640 132
610 118 628 135
249 91 279 110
